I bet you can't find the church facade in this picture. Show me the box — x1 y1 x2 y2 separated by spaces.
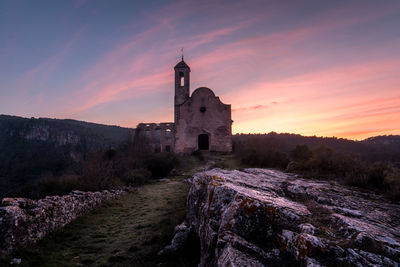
135 58 232 153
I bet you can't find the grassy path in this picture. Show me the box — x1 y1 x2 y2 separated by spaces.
14 177 192 266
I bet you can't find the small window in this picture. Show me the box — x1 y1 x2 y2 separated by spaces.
166 129 171 138
155 129 161 141
200 106 206 113
165 145 171 152
179 72 184 86
145 130 150 138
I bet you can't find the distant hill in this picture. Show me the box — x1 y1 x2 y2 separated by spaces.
1 114 398 198
362 135 400 147
233 132 400 165
0 114 134 197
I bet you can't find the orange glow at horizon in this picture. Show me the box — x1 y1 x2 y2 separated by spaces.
1 1 400 141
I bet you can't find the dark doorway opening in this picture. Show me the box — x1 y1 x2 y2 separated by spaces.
198 134 209 150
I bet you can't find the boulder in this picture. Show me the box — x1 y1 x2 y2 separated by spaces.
163 168 400 266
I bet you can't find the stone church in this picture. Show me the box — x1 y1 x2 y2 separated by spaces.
135 58 232 153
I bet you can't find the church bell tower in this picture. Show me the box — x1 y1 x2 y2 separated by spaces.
174 56 190 123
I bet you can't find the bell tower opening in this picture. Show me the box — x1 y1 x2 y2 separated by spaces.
198 134 209 150
179 72 184 86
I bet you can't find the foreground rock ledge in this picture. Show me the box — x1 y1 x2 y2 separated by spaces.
161 169 400 266
0 189 125 256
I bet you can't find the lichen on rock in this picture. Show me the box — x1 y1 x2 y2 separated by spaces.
162 168 400 266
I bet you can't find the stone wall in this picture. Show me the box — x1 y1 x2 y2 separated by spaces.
0 189 125 256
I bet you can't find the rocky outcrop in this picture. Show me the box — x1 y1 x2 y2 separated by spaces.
162 168 400 266
0 189 125 256
24 124 81 145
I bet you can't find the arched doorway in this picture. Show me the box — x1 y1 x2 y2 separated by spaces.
198 134 209 150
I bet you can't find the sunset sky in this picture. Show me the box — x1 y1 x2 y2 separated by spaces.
1 0 399 140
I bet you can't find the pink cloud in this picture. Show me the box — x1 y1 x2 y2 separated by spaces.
73 70 171 113
232 102 278 112
52 1 400 138
225 57 400 106
67 11 261 115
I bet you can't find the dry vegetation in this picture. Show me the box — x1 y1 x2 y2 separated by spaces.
233 135 400 200
14 139 181 199
3 157 202 267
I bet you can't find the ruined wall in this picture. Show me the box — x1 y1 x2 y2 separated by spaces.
0 189 125 256
135 122 174 152
175 87 232 153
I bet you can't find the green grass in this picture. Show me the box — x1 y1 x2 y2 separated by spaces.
7 177 192 266
200 152 244 170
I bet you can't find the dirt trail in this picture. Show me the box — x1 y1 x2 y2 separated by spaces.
15 177 190 267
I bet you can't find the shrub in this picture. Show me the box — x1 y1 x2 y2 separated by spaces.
301 146 363 179
271 151 290 169
16 172 85 199
191 150 205 161
103 149 117 160
233 134 400 200
307 146 334 173
384 166 400 200
290 145 312 162
146 152 179 179
239 149 289 169
121 169 152 186
36 173 61 197
10 135 167 198
367 162 387 188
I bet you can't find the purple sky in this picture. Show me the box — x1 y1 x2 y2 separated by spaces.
1 0 400 139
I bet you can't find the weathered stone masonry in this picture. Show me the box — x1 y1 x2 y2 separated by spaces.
135 122 174 152
0 189 124 256
135 58 232 153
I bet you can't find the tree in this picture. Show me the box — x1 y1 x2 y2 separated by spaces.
290 145 312 162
